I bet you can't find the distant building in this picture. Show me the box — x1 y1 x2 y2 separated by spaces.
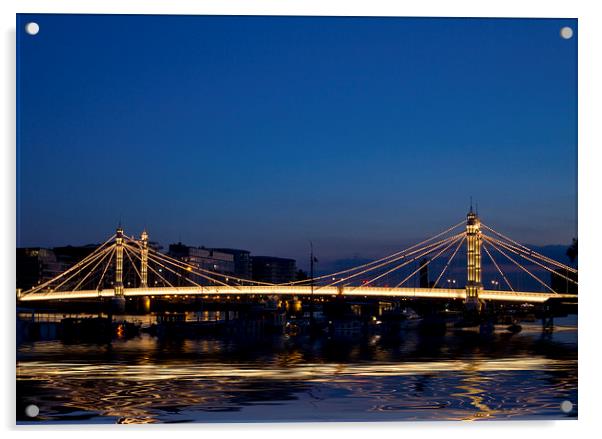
53 244 99 266
17 240 301 291
53 243 128 290
16 248 65 291
167 243 235 286
17 244 115 291
148 241 163 252
210 248 252 279
551 268 578 294
251 256 297 284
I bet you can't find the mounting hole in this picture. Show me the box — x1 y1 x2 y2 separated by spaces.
560 400 573 413
25 22 40 36
25 404 39 418
560 26 573 40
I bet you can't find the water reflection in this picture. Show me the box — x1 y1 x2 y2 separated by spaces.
17 316 577 424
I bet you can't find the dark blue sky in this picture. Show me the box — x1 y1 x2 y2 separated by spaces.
17 15 577 268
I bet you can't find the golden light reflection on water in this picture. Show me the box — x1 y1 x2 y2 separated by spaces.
17 357 574 381
17 356 577 423
451 367 496 421
17 317 578 424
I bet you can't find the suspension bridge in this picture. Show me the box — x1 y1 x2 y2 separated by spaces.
17 210 578 308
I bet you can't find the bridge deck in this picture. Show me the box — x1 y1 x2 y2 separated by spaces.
18 285 577 303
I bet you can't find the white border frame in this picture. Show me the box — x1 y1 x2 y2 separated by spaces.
2 1 600 438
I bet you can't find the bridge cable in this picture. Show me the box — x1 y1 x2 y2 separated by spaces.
481 223 577 273
482 242 515 291
21 235 116 295
122 243 177 288
128 245 210 290
347 233 464 288
96 248 116 292
123 246 143 284
125 248 175 288
128 237 268 285
144 257 207 290
72 245 116 291
125 242 233 289
394 235 465 288
351 233 465 289
126 238 273 286
323 233 464 289
145 254 234 288
483 235 577 286
483 237 558 294
431 235 466 290
150 250 267 286
145 251 234 289
482 230 578 275
35 245 114 294
138 246 239 288
282 219 467 286
52 246 114 292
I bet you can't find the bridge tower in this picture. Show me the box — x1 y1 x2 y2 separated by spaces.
140 230 149 288
115 226 124 296
465 208 482 310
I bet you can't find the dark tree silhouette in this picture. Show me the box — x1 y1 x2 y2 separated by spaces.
566 238 578 263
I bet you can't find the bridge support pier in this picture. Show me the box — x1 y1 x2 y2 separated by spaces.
109 296 126 313
542 303 554 333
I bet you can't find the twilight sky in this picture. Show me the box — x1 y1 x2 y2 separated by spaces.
17 15 577 269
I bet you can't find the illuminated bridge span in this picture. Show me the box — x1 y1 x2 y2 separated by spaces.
20 286 571 304
17 210 578 306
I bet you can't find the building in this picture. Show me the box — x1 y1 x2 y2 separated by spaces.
251 256 297 284
210 248 252 280
53 244 98 266
167 243 235 285
17 240 300 291
16 248 65 291
17 244 111 291
52 243 153 290
53 243 133 290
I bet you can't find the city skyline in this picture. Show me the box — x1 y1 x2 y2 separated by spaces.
17 15 577 268
14 225 575 271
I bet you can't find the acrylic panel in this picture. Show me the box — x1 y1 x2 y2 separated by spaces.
16 14 578 424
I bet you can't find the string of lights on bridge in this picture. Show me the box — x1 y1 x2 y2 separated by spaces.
17 212 578 304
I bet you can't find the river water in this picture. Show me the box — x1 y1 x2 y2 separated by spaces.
16 315 577 424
